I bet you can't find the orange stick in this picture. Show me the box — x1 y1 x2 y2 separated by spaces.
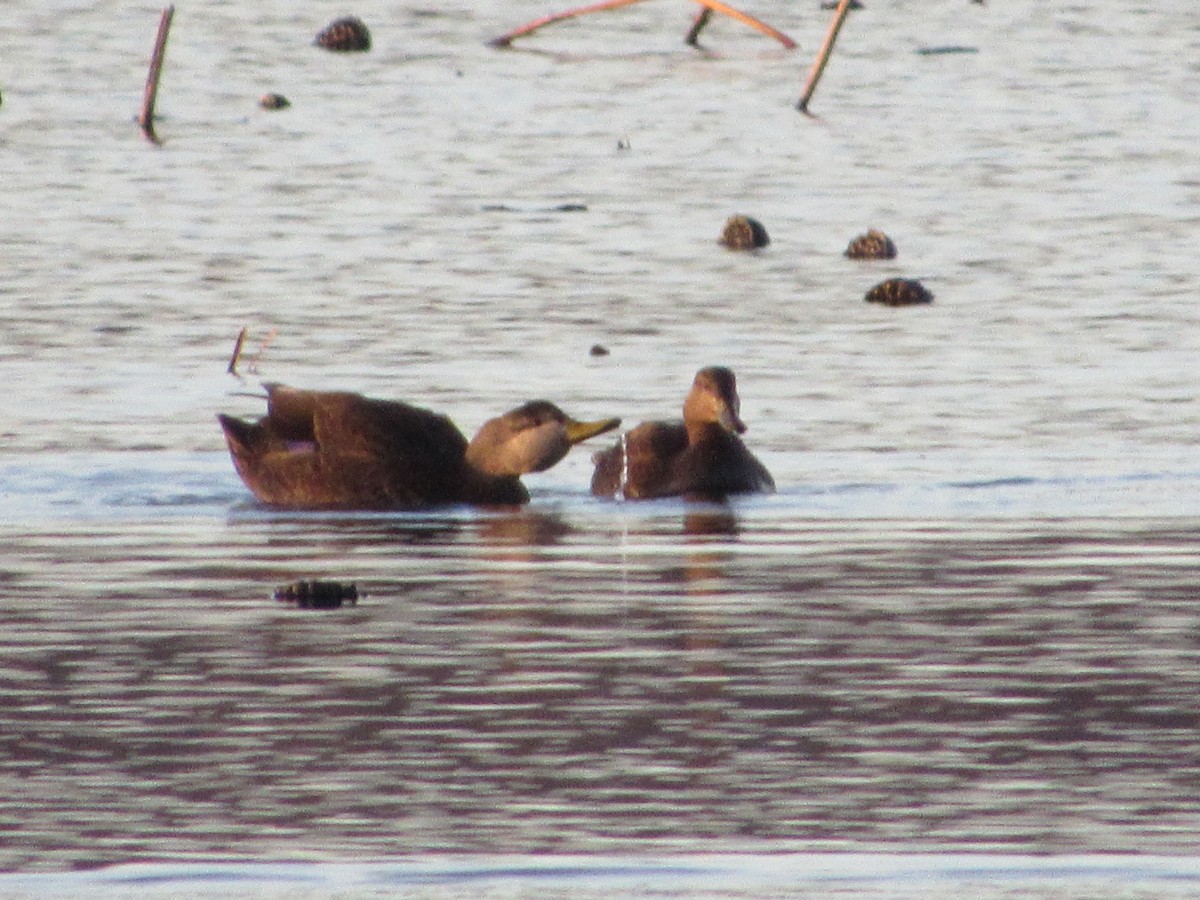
490 0 647 46
492 0 794 49
796 0 853 114
692 0 796 49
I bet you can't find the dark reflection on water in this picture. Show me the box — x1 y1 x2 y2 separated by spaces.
4 512 1200 870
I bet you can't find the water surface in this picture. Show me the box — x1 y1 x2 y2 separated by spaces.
3 0 1200 891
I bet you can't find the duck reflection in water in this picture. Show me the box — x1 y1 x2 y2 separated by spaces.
218 384 620 510
591 367 774 501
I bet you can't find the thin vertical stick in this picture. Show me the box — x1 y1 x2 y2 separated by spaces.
139 5 175 143
684 7 712 46
796 0 852 115
227 328 248 376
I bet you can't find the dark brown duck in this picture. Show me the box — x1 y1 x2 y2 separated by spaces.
590 367 774 500
219 384 619 510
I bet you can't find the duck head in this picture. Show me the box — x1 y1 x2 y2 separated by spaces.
466 401 620 477
683 367 746 435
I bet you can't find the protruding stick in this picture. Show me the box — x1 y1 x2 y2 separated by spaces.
228 327 248 375
691 0 795 49
684 7 712 46
139 5 174 143
491 0 794 49
490 0 646 47
248 328 277 374
796 0 852 115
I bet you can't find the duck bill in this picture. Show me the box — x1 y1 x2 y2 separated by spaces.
565 416 621 446
718 408 747 435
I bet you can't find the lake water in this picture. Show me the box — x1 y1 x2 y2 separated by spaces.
3 0 1200 894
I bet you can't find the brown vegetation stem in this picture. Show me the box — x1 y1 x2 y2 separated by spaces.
796 0 852 114
227 328 247 376
139 5 175 143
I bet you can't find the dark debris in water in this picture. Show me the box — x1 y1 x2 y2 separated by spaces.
274 580 359 609
916 46 979 56
259 93 290 110
482 203 588 213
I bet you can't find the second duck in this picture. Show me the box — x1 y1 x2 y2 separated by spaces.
591 366 774 501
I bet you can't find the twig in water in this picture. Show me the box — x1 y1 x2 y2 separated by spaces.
139 5 175 143
246 328 277 374
490 0 793 49
796 0 853 115
227 328 248 376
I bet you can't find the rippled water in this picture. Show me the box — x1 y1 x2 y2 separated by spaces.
4 0 1200 892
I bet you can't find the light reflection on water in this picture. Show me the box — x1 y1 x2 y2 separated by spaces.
3 0 1200 886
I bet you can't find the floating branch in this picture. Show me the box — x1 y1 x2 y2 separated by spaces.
491 0 794 50
139 5 175 143
796 0 853 115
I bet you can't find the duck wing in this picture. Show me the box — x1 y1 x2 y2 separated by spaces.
304 391 471 507
221 386 472 509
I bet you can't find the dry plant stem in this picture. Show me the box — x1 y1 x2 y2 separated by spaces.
139 5 174 143
685 7 712 45
228 328 248 376
490 0 646 46
797 0 852 114
691 0 795 49
247 328 277 374
491 0 794 48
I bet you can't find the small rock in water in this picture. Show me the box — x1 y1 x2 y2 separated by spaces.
720 215 770 250
274 580 358 609
315 16 372 52
259 92 291 110
845 228 897 260
864 278 933 306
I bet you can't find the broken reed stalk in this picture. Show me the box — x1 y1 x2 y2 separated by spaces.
139 5 175 143
490 0 645 47
691 0 795 49
491 0 793 49
227 328 248 375
684 7 712 46
247 328 277 374
796 0 852 115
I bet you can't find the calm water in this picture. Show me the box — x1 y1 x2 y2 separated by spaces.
3 0 1200 893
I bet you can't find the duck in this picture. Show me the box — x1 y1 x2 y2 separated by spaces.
864 277 933 306
218 384 620 510
590 367 774 500
844 228 897 260
720 215 771 251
